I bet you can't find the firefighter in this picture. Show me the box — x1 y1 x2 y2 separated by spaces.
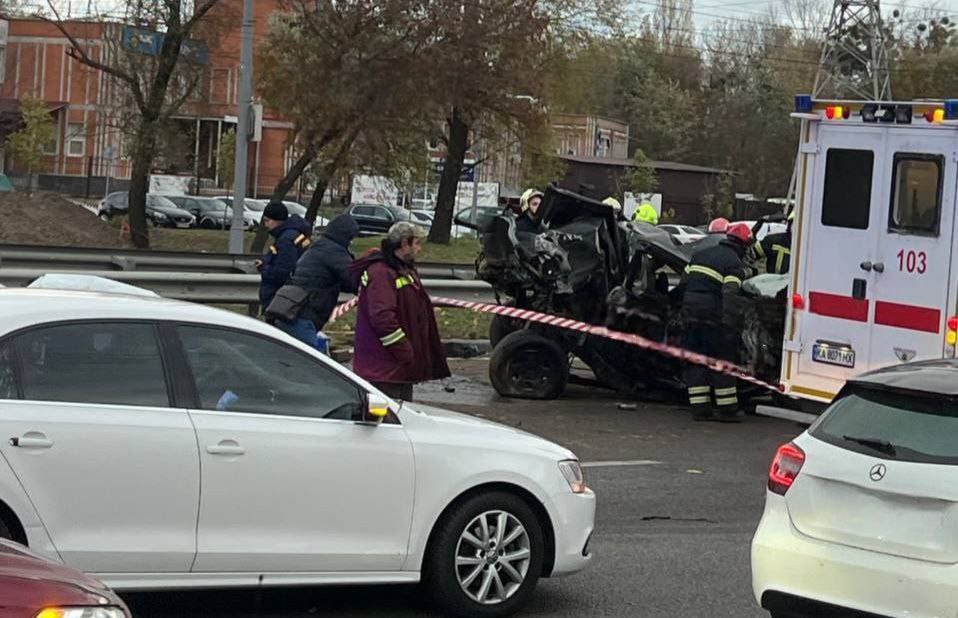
708 217 730 234
632 201 659 225
680 222 753 422
753 211 793 274
516 188 545 233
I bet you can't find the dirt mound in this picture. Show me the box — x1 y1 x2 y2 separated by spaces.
0 192 125 248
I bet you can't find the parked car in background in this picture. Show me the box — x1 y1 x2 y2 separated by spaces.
410 209 434 226
0 537 130 617
166 195 256 230
752 360 958 618
0 287 594 618
96 192 196 228
658 224 706 245
347 203 427 235
732 219 786 242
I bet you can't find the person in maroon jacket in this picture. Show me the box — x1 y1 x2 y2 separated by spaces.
349 222 450 401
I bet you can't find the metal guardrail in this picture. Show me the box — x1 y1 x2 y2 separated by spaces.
0 268 494 304
0 243 474 279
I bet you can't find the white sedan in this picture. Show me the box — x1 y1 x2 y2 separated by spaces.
752 361 958 618
0 287 594 618
658 224 706 244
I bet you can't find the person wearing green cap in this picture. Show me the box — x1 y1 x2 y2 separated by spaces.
631 201 659 225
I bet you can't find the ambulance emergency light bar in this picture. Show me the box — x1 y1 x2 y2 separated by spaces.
793 94 958 124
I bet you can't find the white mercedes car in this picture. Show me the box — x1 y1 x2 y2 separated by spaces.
0 287 594 618
752 361 958 618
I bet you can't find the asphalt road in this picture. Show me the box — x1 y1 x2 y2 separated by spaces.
124 359 805 618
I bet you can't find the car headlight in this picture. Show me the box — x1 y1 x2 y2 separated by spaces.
558 460 587 494
36 607 128 618
151 211 168 220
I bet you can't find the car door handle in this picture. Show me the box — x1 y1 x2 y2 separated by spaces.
860 261 872 272
872 262 885 273
206 440 245 456
9 433 54 449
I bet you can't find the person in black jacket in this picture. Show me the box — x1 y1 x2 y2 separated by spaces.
752 211 793 274
680 223 753 422
290 213 360 330
257 202 313 309
515 188 544 234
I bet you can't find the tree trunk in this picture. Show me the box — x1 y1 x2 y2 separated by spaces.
428 108 469 245
306 129 359 225
270 144 318 203
127 120 158 249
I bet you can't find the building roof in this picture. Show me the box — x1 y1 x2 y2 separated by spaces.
558 154 731 175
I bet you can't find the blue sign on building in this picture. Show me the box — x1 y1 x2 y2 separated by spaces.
120 25 209 65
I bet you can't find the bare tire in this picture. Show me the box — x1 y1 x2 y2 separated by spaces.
200 218 216 229
489 330 569 400
424 491 544 618
98 212 111 222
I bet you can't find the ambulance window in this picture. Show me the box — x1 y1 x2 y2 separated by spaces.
822 149 873 229
889 154 942 235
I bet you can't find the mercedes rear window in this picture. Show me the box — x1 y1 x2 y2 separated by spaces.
811 386 958 464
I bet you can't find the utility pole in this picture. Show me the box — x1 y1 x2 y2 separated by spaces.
229 0 254 255
813 0 892 100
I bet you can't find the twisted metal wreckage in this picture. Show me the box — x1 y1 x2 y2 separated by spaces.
470 186 789 401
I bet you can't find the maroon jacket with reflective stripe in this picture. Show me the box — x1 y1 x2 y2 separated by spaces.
349 251 450 384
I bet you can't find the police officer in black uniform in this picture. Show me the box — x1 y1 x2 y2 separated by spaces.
680 222 754 422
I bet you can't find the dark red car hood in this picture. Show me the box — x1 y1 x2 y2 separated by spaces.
0 539 120 611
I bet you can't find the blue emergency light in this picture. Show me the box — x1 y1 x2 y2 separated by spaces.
794 94 813 113
945 99 958 120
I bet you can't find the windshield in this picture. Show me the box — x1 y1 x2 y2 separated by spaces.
198 199 228 213
811 386 958 464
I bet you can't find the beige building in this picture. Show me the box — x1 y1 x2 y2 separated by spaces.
551 114 629 159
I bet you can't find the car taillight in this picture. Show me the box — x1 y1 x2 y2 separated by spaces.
768 442 805 495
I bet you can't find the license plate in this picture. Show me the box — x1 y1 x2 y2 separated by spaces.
176 222 191 228
812 342 856 368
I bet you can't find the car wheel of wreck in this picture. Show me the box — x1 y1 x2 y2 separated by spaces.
489 330 569 400
489 311 525 348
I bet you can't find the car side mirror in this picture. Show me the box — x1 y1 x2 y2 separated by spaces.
360 392 391 425
454 212 479 230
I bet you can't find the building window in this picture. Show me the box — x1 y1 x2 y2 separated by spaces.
66 122 85 157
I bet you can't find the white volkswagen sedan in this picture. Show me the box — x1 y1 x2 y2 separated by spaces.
752 361 958 618
0 288 594 618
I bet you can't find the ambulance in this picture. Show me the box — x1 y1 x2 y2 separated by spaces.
777 95 958 414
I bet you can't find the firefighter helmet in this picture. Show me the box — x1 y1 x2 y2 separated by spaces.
708 217 730 233
632 202 658 225
726 222 754 245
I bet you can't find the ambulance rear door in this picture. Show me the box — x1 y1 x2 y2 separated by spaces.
795 124 882 388
866 128 957 368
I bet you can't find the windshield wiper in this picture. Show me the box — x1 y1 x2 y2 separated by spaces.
842 434 897 457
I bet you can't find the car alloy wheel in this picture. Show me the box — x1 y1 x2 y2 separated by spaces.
455 510 531 605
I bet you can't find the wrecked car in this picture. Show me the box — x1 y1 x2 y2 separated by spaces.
469 186 787 401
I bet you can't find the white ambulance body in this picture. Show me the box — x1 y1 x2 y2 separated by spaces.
782 96 958 405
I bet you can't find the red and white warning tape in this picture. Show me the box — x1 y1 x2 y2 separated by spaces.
328 295 785 394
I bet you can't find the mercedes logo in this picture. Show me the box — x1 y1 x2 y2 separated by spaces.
869 463 887 482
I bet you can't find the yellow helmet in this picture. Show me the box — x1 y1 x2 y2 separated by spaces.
602 197 622 211
633 202 658 225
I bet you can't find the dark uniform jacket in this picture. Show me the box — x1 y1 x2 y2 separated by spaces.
755 231 792 274
681 238 748 324
259 215 313 307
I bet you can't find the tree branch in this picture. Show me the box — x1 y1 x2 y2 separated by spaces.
40 3 146 111
185 0 222 31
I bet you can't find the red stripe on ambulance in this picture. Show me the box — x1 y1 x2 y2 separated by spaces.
874 301 941 334
808 292 869 322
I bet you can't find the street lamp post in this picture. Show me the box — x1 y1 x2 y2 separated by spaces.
228 0 254 255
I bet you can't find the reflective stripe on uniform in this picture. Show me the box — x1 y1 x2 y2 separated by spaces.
714 387 737 397
754 242 766 258
395 275 415 289
380 328 406 346
689 395 711 405
772 244 790 274
294 233 312 248
715 396 738 406
686 264 724 283
269 246 277 254
361 271 369 287
688 386 711 395
723 275 742 285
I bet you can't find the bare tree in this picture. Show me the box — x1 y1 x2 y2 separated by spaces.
43 0 226 247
